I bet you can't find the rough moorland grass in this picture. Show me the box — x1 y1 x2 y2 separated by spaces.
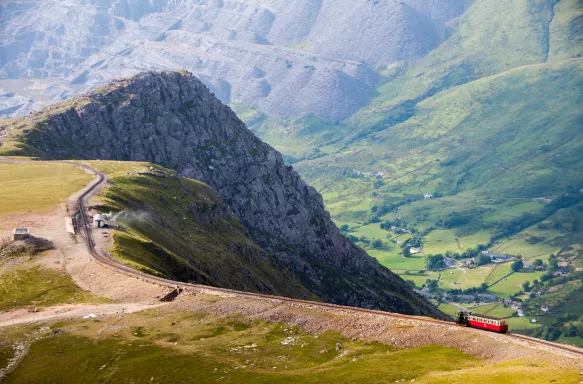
0 342 12 370
5 338 469 384
0 161 92 215
2 308 579 384
1 310 473 383
0 266 109 310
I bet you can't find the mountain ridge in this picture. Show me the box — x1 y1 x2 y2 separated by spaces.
0 70 447 319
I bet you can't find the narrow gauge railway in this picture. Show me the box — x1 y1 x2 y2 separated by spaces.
455 310 508 333
74 164 583 359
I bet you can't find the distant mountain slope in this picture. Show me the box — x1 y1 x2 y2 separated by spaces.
298 59 583 218
244 0 580 161
0 0 469 120
251 0 583 222
0 71 446 319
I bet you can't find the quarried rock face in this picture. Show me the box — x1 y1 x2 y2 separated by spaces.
0 0 470 120
1 71 447 319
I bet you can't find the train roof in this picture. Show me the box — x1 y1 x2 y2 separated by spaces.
469 312 505 321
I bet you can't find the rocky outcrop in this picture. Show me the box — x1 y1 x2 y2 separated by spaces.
0 71 446 319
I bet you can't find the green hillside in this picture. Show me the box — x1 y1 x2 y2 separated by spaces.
1 305 580 383
238 0 583 343
87 161 312 300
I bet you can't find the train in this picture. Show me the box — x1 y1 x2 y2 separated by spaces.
454 310 508 333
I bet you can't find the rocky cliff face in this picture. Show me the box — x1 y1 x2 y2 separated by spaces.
0 71 446 319
0 0 469 120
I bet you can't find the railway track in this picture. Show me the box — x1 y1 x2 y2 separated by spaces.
74 164 583 359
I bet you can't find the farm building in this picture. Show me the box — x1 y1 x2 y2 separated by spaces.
476 293 497 302
462 258 475 267
482 251 512 262
444 257 456 267
13 228 30 241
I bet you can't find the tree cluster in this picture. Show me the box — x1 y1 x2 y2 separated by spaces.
531 314 583 341
448 283 489 296
426 254 446 270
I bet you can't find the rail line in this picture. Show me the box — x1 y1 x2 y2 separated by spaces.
73 165 583 359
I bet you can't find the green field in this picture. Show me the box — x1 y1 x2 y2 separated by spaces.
493 235 559 261
397 272 438 289
422 230 460 255
439 266 495 290
0 266 109 310
368 250 426 271
507 317 542 331
474 303 516 318
0 161 92 216
436 303 461 318
488 270 546 298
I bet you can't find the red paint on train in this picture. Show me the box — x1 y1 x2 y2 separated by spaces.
455 310 508 333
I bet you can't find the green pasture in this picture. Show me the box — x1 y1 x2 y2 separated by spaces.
0 161 92 216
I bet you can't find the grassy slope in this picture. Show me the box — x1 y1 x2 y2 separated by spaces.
302 59 583 217
0 161 92 216
548 0 583 61
1 309 579 384
294 0 581 289
87 161 313 300
234 0 583 340
0 266 108 311
230 103 349 163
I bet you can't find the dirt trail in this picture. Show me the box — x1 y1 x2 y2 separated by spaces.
0 303 161 328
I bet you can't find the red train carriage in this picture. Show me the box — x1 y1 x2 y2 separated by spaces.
455 310 508 333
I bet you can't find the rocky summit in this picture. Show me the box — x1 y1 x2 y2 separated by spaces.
0 70 446 319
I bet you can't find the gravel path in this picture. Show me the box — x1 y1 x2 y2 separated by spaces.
0 302 163 328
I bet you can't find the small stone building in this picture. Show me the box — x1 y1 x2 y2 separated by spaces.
13 228 30 241
94 214 105 229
